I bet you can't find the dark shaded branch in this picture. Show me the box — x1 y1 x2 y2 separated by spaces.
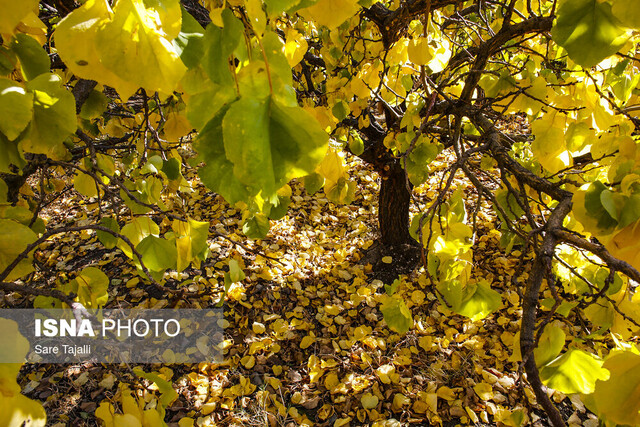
364 0 460 48
520 197 572 427
180 0 212 28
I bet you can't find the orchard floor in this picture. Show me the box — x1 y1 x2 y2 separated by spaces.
8 149 600 426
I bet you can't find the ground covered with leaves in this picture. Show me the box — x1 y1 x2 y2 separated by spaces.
8 149 600 427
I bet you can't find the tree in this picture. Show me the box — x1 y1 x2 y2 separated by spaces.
2 0 640 425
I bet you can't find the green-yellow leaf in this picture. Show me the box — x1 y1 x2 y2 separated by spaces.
552 0 629 68
10 34 50 81
591 350 640 426
20 74 76 159
73 267 109 308
0 219 37 282
539 348 609 394
118 216 160 259
0 78 32 141
381 295 413 334
136 235 177 271
534 325 566 367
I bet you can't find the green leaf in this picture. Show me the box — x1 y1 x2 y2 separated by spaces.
223 97 275 195
188 219 209 259
348 133 364 156
0 132 25 173
185 83 236 130
228 259 246 283
173 5 205 69
262 31 293 88
243 213 270 239
0 219 37 281
381 295 413 334
0 46 16 76
136 235 177 271
303 172 324 195
539 348 609 394
10 34 50 81
326 177 356 204
599 189 624 222
591 351 640 426
21 74 76 159
611 1 640 29
406 139 440 186
194 105 251 204
620 194 640 228
584 181 618 231
0 78 32 141
267 195 291 220
97 217 120 249
331 100 349 121
0 180 7 203
551 0 629 68
534 325 566 367
0 206 34 226
79 89 109 120
202 9 243 85
162 157 182 181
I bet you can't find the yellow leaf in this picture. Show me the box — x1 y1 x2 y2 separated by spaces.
300 335 315 349
252 322 266 334
178 418 195 427
54 0 138 99
241 355 255 369
324 304 342 316
209 7 224 26
407 38 432 65
112 413 142 427
411 290 425 304
284 29 308 67
162 112 192 142
299 0 360 29
392 393 410 410
473 382 493 401
162 349 176 363
55 0 185 100
381 256 392 264
361 392 379 409
291 391 303 404
97 0 186 97
334 417 352 427
317 148 346 184
436 386 456 401
245 0 266 36
324 372 339 390
375 364 395 384
0 0 38 33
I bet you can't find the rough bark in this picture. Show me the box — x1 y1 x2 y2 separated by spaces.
379 161 413 246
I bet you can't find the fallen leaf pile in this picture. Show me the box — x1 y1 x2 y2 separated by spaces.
8 148 602 426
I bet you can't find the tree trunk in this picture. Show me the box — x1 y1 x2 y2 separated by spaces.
379 161 412 246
